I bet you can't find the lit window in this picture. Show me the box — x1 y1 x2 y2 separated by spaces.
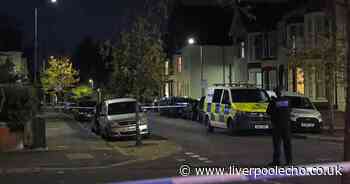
177 56 182 73
165 61 169 75
241 42 245 58
292 35 296 50
296 67 305 95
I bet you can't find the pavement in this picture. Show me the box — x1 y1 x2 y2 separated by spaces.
0 112 136 174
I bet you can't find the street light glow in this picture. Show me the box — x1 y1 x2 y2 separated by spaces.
51 0 57 3
188 38 195 45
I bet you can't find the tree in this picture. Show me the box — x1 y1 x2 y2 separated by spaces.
217 0 256 43
110 17 166 102
0 58 39 132
0 59 16 84
98 40 115 87
71 85 93 100
41 57 79 98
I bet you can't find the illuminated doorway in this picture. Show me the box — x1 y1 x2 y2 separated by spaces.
296 67 305 95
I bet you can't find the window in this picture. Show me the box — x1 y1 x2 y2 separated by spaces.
248 35 255 61
231 89 269 103
222 90 230 104
248 69 262 89
315 16 324 46
269 32 277 57
165 83 169 97
165 61 169 75
177 56 182 73
286 96 315 110
212 89 223 103
316 67 325 99
292 35 296 50
280 27 287 47
107 102 136 115
241 42 245 59
256 72 262 88
298 24 304 38
255 35 263 59
308 19 312 35
296 67 305 95
307 19 313 47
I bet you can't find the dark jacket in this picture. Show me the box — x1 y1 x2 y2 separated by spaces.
267 96 291 129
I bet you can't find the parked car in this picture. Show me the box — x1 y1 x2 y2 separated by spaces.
158 97 170 116
92 98 149 140
74 100 96 122
63 102 77 113
285 95 323 133
164 97 190 118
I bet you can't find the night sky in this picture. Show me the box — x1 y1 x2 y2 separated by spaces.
0 0 145 55
0 0 290 56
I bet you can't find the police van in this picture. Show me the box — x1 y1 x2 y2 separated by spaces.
203 83 271 133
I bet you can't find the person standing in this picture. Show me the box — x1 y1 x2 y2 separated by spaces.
267 88 293 166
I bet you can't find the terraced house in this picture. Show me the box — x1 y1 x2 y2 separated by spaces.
167 0 348 112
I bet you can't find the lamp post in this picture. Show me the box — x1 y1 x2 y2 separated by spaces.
188 37 205 97
34 0 58 84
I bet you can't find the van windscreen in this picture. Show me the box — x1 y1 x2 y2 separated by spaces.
108 102 136 115
231 89 269 103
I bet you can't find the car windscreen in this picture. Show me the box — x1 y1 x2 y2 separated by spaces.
231 89 269 103
286 96 315 109
108 102 136 115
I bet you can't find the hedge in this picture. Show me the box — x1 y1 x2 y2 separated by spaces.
0 85 39 131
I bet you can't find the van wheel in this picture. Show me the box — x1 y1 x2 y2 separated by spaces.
206 116 214 133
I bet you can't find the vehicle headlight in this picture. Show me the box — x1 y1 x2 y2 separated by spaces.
109 121 119 128
316 113 322 121
290 113 298 120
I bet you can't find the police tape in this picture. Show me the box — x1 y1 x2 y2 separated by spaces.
52 106 95 110
141 105 187 109
109 161 350 184
51 105 187 110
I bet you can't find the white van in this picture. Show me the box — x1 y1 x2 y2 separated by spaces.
94 98 149 139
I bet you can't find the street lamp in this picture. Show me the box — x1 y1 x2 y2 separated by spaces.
34 0 58 84
89 79 94 89
188 38 196 45
188 37 205 97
